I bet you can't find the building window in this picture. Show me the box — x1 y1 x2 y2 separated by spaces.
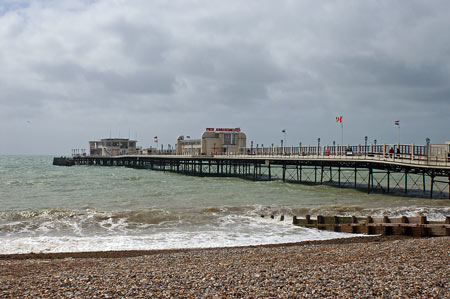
223 134 236 145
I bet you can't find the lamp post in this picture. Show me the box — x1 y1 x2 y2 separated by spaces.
426 137 430 164
317 138 321 156
251 141 253 155
364 136 368 157
333 141 335 156
280 139 283 155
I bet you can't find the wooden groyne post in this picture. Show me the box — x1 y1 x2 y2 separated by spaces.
292 215 450 237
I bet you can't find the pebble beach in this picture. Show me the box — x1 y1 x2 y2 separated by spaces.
1 236 449 298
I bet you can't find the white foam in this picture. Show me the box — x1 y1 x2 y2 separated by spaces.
0 217 361 254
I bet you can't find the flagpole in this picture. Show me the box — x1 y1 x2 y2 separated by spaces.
341 122 344 146
398 125 400 145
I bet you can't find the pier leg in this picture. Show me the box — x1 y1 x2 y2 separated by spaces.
299 165 302 183
430 175 434 199
282 164 286 182
387 169 390 193
338 167 341 187
354 168 357 188
315 166 317 184
423 173 426 193
320 166 324 185
404 170 408 194
268 163 271 180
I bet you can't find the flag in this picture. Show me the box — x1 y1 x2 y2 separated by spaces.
154 136 158 142
336 116 343 123
394 120 400 126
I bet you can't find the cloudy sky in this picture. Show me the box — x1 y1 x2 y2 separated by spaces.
1 0 449 155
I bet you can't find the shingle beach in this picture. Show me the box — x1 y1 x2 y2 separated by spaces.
1 236 449 298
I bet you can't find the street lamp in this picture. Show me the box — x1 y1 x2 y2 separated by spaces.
317 138 320 155
426 137 430 164
364 136 368 157
280 139 283 155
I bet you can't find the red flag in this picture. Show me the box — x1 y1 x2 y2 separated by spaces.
336 116 342 123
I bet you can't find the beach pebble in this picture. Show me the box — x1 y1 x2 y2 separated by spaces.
0 236 449 298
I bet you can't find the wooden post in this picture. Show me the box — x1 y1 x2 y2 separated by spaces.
306 215 311 224
317 215 324 230
419 216 428 237
445 216 450 236
333 216 340 232
351 216 358 233
367 216 374 235
292 216 298 225
401 216 410 235
383 216 392 235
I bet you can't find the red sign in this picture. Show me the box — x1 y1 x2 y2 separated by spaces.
206 128 241 132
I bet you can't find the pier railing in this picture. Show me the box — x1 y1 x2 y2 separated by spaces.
76 144 450 167
171 144 450 167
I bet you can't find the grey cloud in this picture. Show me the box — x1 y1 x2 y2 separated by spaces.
88 69 175 95
2 1 450 154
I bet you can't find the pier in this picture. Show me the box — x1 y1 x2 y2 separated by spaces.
54 143 450 199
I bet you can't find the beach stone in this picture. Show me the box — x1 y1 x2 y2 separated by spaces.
0 236 449 298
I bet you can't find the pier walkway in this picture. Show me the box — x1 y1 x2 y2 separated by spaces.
57 143 450 199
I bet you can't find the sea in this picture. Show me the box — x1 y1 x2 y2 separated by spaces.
1 155 450 254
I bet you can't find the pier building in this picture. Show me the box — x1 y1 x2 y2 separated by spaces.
89 138 137 157
177 128 246 155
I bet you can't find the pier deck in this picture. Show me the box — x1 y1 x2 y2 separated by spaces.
54 149 450 199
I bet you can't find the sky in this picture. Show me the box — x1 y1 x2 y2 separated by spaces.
0 0 449 155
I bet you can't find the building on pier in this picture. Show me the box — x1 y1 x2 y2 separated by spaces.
176 128 246 155
89 138 137 156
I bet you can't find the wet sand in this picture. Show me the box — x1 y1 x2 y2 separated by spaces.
1 236 449 298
